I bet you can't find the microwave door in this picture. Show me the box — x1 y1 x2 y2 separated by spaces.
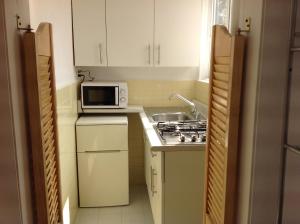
82 86 117 108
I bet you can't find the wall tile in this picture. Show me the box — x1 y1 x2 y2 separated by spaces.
195 81 209 105
127 80 196 107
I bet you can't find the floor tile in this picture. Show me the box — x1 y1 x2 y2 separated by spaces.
75 185 154 224
75 208 98 224
98 213 123 224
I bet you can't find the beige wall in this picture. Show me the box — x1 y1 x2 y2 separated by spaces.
128 114 145 185
56 84 78 224
117 80 209 107
127 80 196 107
236 0 264 223
29 0 76 88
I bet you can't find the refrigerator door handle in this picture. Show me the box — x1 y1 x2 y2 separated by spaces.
285 144 300 155
84 150 122 153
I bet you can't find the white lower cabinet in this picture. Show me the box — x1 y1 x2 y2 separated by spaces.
144 133 205 224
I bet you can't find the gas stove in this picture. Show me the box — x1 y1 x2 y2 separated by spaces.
155 120 207 145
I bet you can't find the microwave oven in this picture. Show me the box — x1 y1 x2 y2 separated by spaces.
81 82 128 109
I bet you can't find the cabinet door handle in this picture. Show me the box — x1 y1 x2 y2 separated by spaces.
151 151 157 158
148 44 151 65
99 43 103 64
150 166 154 193
151 166 157 196
157 44 161 65
150 166 153 193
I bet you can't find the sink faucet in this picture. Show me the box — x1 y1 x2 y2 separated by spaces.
169 93 199 118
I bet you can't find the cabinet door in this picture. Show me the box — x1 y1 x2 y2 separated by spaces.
78 151 129 207
144 135 163 224
73 0 107 66
76 125 128 152
154 0 201 66
106 0 154 66
164 151 204 224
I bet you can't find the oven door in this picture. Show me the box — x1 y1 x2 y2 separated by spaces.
81 86 119 108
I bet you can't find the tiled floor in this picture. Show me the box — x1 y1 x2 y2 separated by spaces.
75 185 154 224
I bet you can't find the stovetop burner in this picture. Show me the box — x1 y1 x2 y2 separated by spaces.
155 120 207 144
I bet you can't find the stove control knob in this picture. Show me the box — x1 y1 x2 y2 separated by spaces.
200 134 206 142
191 135 197 142
180 135 186 142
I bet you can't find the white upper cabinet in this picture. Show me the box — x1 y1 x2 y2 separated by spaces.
72 0 107 66
106 0 154 66
72 0 201 67
154 0 202 67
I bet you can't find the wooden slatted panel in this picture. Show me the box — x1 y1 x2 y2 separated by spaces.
203 25 246 224
39 56 60 224
23 23 62 224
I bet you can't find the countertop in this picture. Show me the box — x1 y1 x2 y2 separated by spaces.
77 102 208 152
139 107 207 152
77 100 143 114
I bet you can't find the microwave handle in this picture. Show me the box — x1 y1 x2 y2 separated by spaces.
115 87 119 105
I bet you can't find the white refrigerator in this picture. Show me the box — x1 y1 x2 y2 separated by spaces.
76 116 129 207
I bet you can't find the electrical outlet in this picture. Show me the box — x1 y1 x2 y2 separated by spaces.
244 17 251 31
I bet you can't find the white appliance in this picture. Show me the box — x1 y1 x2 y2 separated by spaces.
76 116 129 207
81 82 128 109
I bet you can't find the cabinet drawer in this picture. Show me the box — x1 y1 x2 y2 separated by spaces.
76 125 128 152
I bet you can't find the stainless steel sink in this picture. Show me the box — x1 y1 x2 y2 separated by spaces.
151 112 194 122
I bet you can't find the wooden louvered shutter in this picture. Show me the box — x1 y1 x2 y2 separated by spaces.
23 23 62 224
203 25 246 224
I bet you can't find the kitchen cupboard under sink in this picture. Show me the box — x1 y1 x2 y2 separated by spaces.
140 106 207 224
144 133 205 224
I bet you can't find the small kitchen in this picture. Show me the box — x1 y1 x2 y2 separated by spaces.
4 0 300 223
22 0 245 224
76 79 208 224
